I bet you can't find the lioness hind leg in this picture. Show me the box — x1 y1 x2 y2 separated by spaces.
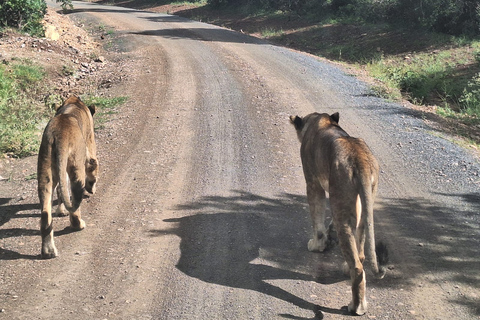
355 194 366 264
348 266 367 316
41 211 58 258
69 208 86 231
55 186 68 217
67 167 86 231
306 183 328 252
39 181 58 259
337 224 367 315
327 220 339 248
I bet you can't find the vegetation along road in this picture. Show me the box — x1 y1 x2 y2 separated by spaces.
1 0 479 319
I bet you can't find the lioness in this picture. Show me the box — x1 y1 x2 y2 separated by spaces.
37 96 99 259
290 112 388 315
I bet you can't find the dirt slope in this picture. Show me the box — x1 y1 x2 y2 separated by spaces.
1 2 479 320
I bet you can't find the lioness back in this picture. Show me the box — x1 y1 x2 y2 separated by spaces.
329 136 379 188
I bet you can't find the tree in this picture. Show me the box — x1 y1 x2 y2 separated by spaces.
0 0 47 36
57 0 74 12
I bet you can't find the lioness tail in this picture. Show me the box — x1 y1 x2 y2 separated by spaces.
359 175 388 279
375 241 389 278
56 144 83 213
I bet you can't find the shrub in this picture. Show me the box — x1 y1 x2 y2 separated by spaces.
325 0 480 36
57 0 73 12
0 62 50 157
0 0 47 36
459 73 480 117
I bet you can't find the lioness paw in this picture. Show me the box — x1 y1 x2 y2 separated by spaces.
55 204 68 217
41 246 58 259
308 239 327 252
348 300 367 316
70 218 86 231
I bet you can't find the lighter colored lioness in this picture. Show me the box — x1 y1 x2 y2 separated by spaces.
37 96 99 259
290 112 388 315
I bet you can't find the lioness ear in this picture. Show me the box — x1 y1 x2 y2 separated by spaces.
289 115 303 130
330 112 340 124
88 104 96 116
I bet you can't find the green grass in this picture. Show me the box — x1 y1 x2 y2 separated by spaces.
0 58 128 158
260 27 284 38
367 54 452 104
0 61 52 157
25 172 37 180
12 63 45 88
82 95 128 129
365 41 480 122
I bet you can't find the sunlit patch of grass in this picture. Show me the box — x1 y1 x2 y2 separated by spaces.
260 27 284 38
82 95 128 130
366 44 480 114
0 61 52 157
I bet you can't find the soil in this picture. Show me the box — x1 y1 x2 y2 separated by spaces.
1 2 479 320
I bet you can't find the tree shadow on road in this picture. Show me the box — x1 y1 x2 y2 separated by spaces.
150 189 480 317
374 193 480 316
65 3 267 45
150 190 349 319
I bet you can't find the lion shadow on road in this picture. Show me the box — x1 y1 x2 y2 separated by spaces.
150 190 352 319
150 189 480 317
0 198 39 227
0 199 80 260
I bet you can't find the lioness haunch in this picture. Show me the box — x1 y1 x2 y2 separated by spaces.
290 112 388 315
37 96 99 259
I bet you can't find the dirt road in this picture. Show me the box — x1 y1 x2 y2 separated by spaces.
1 1 479 319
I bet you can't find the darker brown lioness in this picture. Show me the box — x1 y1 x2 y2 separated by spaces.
290 112 388 315
37 96 98 259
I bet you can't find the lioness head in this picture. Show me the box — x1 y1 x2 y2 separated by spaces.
85 158 99 195
289 112 340 141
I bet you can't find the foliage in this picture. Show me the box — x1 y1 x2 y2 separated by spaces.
207 0 307 13
0 60 128 157
386 0 478 35
459 73 480 116
0 61 51 157
57 0 74 12
81 95 128 130
368 52 459 101
205 0 480 36
0 0 47 36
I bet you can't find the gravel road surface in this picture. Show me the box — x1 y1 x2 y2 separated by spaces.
1 1 479 319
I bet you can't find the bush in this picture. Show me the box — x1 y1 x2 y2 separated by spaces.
0 0 47 36
367 53 457 105
57 0 73 12
326 0 480 36
207 0 307 12
390 0 480 36
0 61 50 157
459 73 480 116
